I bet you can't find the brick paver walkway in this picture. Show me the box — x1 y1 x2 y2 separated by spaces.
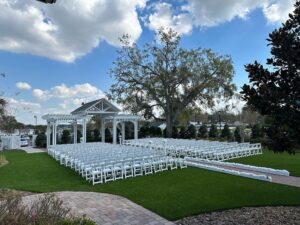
22 192 174 225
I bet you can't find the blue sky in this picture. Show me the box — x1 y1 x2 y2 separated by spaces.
0 0 295 124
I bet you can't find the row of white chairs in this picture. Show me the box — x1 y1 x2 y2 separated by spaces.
123 138 262 161
48 143 187 185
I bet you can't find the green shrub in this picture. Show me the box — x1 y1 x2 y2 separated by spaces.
234 127 242 143
209 124 218 138
179 126 187 139
198 124 208 138
35 133 47 148
61 130 71 144
221 124 232 139
172 126 179 138
251 124 263 139
186 125 196 139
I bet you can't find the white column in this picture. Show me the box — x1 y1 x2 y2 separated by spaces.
82 118 87 143
113 119 117 145
46 122 51 148
101 119 105 143
134 121 138 140
73 121 77 144
52 122 57 145
121 122 125 143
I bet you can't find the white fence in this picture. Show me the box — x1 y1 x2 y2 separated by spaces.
0 135 21 150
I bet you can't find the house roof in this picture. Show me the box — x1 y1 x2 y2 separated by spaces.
71 98 120 115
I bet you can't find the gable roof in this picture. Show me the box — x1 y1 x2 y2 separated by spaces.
71 98 120 115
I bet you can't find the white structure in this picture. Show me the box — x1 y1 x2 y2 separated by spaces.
42 98 140 148
0 135 21 150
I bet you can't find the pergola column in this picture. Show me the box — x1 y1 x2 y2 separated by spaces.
134 121 138 140
121 122 125 143
101 119 105 143
113 118 117 145
46 122 51 148
52 122 57 145
82 118 87 143
73 121 77 144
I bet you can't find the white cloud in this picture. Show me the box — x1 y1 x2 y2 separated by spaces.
0 0 146 62
146 0 295 35
183 0 266 27
16 82 31 90
6 98 42 124
33 89 50 101
184 0 295 27
33 83 105 101
4 83 107 124
147 2 193 35
263 0 295 23
32 83 106 117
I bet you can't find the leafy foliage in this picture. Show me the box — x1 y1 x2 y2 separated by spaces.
221 124 232 139
61 130 71 144
186 125 197 139
241 1 300 153
35 133 47 148
77 130 82 143
179 126 187 139
234 127 242 143
209 124 218 138
198 124 208 138
251 124 263 139
109 28 236 137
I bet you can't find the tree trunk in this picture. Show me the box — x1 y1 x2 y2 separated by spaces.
166 113 173 138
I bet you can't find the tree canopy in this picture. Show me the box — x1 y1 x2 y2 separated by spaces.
109 29 236 137
241 1 300 153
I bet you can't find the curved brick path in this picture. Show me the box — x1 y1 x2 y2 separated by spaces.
22 192 174 225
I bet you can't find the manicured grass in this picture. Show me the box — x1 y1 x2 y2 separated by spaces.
231 150 300 177
1 151 300 220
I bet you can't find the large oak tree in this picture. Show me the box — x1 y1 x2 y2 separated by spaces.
241 1 300 153
109 29 236 137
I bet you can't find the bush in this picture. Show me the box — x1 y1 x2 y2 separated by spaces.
198 124 208 138
149 126 162 137
0 193 96 225
234 127 242 143
179 126 187 139
139 126 148 138
251 124 263 139
77 130 82 143
221 124 232 140
172 126 179 138
93 129 100 142
61 130 71 144
209 124 218 138
105 128 112 142
35 133 47 148
186 125 196 139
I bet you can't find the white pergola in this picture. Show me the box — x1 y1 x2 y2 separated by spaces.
42 98 141 147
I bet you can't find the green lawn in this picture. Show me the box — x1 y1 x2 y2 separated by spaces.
231 150 300 177
1 151 300 221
